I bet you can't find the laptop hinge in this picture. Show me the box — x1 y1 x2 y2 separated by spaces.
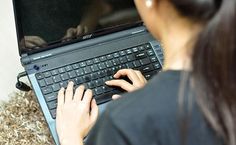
21 53 31 66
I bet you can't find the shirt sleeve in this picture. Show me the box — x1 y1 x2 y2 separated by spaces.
85 109 130 145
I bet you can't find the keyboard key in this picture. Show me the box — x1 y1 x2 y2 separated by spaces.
126 49 132 54
76 69 84 76
138 46 145 51
95 87 103 95
95 92 113 105
65 65 73 71
112 59 120 66
45 78 53 85
72 63 80 69
140 58 151 65
80 62 86 67
38 80 46 87
58 68 66 74
48 100 57 110
51 70 58 76
119 57 128 63
88 81 96 89
42 86 53 95
126 62 134 68
93 58 100 63
53 75 61 83
132 47 138 52
133 60 141 68
98 63 106 70
68 71 76 78
119 51 126 56
135 52 146 59
144 71 158 80
60 81 68 88
150 56 158 62
52 84 60 92
75 78 84 85
113 52 119 58
105 61 113 68
45 93 57 102
106 54 113 60
127 55 135 61
91 73 98 80
60 73 69 81
102 86 114 93
99 56 107 62
83 75 92 82
147 49 154 56
36 73 44 80
86 60 93 66
91 65 99 72
153 63 161 69
141 64 154 73
95 79 103 87
145 43 151 49
84 67 92 74
44 72 51 78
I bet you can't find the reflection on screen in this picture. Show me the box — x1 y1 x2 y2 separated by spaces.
17 0 141 52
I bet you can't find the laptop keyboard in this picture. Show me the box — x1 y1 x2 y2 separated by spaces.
35 43 162 119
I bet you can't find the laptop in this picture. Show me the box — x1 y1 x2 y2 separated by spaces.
12 0 164 144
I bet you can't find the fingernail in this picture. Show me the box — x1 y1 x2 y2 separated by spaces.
112 94 121 100
105 81 110 84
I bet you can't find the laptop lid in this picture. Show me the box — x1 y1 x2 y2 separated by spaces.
13 0 143 56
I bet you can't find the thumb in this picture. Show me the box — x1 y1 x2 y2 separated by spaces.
90 99 99 124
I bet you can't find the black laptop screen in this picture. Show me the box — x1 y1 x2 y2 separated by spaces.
14 0 142 55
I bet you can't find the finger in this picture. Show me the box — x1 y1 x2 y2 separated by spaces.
25 36 46 46
57 88 65 114
112 94 122 100
105 80 135 92
25 41 36 48
65 82 74 102
63 28 76 40
114 69 140 84
74 85 85 102
135 70 147 84
90 99 99 124
76 25 84 36
31 36 47 45
82 89 93 106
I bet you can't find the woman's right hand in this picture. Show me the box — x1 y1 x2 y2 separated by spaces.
105 69 147 99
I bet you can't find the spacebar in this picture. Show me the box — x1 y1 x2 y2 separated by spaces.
95 92 113 105
95 90 123 105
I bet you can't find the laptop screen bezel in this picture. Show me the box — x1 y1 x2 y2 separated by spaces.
12 0 144 56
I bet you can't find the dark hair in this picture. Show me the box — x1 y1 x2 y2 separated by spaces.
169 0 236 144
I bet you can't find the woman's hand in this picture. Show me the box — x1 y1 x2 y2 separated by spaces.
62 25 88 41
21 36 47 48
105 69 147 99
56 82 98 145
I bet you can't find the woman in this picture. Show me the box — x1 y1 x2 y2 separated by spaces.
56 0 236 145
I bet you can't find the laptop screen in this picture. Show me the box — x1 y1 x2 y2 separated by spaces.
14 0 142 55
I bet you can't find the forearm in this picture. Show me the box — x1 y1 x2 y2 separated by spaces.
60 137 84 145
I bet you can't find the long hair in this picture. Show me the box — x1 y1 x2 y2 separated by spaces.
169 0 236 144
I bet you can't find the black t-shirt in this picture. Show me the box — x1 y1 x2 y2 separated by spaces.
86 71 223 145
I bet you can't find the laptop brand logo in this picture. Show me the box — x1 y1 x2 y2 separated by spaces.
82 34 93 40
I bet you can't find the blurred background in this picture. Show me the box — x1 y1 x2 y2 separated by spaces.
0 0 24 101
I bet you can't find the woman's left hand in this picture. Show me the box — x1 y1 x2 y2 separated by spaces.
56 82 99 145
